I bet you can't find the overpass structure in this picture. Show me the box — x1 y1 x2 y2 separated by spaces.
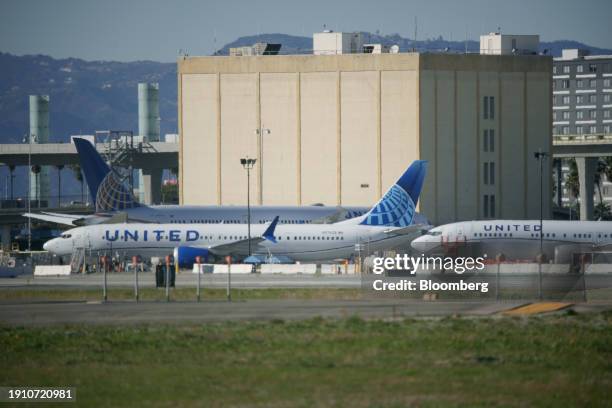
552 134 612 221
0 141 178 250
0 141 178 204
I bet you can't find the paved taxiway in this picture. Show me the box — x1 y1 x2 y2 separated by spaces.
1 299 611 326
0 299 523 326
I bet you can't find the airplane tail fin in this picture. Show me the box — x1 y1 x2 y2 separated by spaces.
73 137 140 212
358 160 428 227
73 138 110 204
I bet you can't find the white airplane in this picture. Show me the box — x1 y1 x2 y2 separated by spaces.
23 138 376 226
43 160 429 265
411 220 612 263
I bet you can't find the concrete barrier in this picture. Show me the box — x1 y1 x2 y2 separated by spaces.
34 265 71 276
498 264 570 274
212 264 253 274
321 264 344 275
260 264 317 274
585 264 612 274
192 264 215 274
413 263 571 275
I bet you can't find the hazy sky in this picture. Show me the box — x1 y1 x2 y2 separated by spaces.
1 0 610 62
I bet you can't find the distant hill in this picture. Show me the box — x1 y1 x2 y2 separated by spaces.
217 32 612 57
0 52 177 144
1 32 610 146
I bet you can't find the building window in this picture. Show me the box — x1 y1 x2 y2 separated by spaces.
490 162 495 185
484 162 489 184
576 95 585 104
605 94 611 103
490 195 496 218
483 96 495 119
484 195 489 217
562 80 570 89
589 64 597 73
577 65 584 73
590 125 598 134
604 110 611 119
489 130 494 152
577 111 584 119
577 126 584 134
562 111 570 120
563 96 570 104
589 94 597 103
605 79 611 87
483 129 489 152
553 111 558 121
604 125 611 134
553 66 557 74
589 110 597 119
590 79 597 88
562 126 570 135
563 65 570 74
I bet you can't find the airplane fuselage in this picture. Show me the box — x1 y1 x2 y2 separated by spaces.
411 220 612 261
45 222 421 263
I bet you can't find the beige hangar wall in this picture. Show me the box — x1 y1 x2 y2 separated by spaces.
180 73 218 205
300 72 339 206
178 53 552 224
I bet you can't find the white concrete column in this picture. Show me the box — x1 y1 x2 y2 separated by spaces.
142 168 162 205
576 157 597 221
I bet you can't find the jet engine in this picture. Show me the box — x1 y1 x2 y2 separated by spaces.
173 246 210 268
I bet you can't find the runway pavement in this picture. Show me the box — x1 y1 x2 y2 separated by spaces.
0 299 522 326
1 298 611 326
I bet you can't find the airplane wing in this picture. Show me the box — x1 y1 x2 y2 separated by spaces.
22 212 82 226
310 207 352 224
207 216 279 256
207 237 267 256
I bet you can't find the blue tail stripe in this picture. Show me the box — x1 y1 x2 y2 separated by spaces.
360 160 427 227
73 138 110 203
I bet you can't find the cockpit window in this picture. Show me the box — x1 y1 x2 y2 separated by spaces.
427 231 442 236
61 234 71 239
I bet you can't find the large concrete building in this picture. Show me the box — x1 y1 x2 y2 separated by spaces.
178 52 552 225
552 49 612 137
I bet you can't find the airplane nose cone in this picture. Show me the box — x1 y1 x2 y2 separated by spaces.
43 239 56 253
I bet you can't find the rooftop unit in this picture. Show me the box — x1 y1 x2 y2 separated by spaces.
479 32 539 55
229 43 281 56
313 31 363 55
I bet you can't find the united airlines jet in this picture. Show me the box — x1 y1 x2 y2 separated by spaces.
411 220 612 263
43 161 429 265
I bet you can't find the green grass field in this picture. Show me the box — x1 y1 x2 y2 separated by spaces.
2 312 612 407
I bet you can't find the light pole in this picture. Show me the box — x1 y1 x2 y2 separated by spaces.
254 127 270 203
241 157 257 257
534 149 549 300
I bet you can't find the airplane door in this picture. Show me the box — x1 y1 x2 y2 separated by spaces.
455 226 465 242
